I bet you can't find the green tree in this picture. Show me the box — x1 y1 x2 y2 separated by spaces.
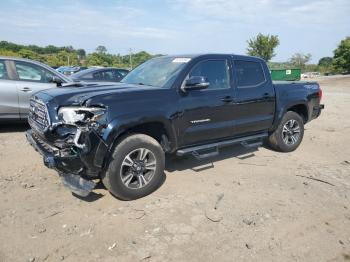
0 48 20 57
333 36 350 73
76 49 86 60
18 49 40 60
96 45 107 54
0 40 159 68
0 41 23 52
56 50 79 66
45 54 62 67
289 53 312 70
318 57 333 74
318 57 333 67
86 53 110 67
247 33 279 61
44 45 59 53
132 51 153 66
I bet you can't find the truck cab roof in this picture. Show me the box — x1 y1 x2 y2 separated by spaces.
162 53 265 62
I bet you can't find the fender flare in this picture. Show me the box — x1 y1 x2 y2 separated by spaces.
271 100 309 131
102 112 178 152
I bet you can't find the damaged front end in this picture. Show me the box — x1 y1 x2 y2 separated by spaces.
26 97 109 197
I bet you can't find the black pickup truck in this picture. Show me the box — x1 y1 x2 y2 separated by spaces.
26 54 324 200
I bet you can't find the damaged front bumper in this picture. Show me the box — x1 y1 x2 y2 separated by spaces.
26 128 108 196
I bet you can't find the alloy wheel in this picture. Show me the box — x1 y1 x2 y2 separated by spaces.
120 148 157 189
282 119 301 146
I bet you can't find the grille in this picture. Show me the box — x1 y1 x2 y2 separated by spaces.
29 98 50 132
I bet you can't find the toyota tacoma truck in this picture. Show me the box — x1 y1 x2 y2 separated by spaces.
26 54 324 200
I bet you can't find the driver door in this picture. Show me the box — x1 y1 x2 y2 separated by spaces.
177 58 236 147
14 61 57 119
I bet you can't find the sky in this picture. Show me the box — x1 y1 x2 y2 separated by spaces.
0 0 349 63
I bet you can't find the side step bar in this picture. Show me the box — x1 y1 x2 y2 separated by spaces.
176 133 268 158
192 146 219 160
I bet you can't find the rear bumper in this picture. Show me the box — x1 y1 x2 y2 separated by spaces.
313 104 324 118
308 104 324 122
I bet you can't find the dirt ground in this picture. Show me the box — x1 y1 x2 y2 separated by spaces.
1 76 350 262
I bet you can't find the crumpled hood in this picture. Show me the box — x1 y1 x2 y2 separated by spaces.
38 83 160 106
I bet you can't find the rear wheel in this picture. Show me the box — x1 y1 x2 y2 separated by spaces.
102 134 165 200
268 111 304 152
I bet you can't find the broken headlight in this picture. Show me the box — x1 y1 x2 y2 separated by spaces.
58 107 106 125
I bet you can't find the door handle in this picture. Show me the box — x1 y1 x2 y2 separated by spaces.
221 96 233 103
20 87 32 92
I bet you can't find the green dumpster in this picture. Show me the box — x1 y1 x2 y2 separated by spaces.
270 68 301 81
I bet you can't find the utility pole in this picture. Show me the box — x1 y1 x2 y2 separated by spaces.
129 48 133 70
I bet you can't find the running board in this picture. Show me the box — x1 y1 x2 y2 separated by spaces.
176 133 267 157
192 146 219 160
241 141 263 148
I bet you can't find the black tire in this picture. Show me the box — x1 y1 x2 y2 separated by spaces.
267 111 304 152
102 134 165 200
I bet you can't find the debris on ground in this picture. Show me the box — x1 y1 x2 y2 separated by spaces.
34 224 46 234
243 218 255 226
128 209 146 220
214 193 224 210
296 175 335 186
205 209 223 222
108 242 117 251
44 211 63 219
21 182 35 189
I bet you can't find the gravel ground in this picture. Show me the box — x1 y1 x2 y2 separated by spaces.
0 76 350 262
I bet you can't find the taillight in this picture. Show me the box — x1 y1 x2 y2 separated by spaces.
318 88 323 101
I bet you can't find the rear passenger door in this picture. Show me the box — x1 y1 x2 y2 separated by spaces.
0 60 20 119
231 59 275 135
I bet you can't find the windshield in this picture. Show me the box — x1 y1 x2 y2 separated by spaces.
121 56 190 88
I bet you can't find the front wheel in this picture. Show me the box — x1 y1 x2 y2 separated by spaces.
267 111 305 152
102 134 165 200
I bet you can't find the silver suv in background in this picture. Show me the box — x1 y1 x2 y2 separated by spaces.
0 57 71 121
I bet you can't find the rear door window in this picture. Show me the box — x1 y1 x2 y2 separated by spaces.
0 60 8 79
234 60 266 88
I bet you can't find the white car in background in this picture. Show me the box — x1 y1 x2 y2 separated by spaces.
301 72 321 78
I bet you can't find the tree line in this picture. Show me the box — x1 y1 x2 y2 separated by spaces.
247 33 350 74
0 41 157 69
0 35 349 74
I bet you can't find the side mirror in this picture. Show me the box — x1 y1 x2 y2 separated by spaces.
51 76 63 86
182 76 209 91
